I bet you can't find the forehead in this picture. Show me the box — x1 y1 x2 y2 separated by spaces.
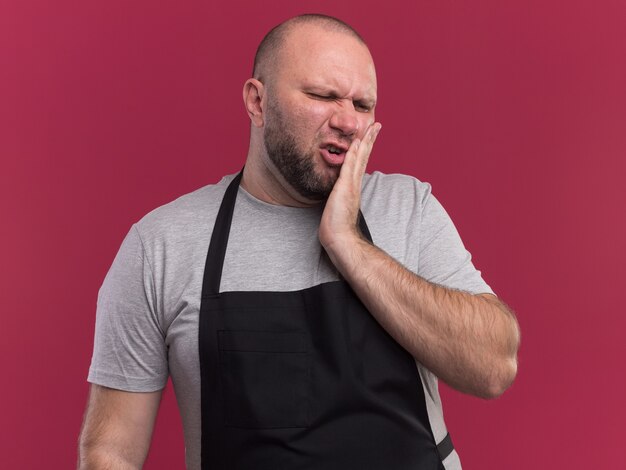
276 24 377 99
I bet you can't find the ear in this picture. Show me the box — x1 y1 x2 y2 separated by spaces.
243 78 265 128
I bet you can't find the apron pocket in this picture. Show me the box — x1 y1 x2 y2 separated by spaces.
218 330 310 428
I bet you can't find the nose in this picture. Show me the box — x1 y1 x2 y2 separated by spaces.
328 105 359 137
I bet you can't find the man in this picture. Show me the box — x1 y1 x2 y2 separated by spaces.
78 14 520 470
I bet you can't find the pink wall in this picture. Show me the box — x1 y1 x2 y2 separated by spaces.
2 1 625 468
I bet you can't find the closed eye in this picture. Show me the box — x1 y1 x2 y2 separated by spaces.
306 92 374 112
307 92 338 101
354 101 372 113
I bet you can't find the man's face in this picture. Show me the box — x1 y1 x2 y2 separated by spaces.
261 25 377 201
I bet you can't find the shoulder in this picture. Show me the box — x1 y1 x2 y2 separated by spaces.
359 172 439 262
362 171 433 201
361 171 434 216
132 174 236 246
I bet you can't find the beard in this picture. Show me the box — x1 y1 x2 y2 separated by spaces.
263 101 337 201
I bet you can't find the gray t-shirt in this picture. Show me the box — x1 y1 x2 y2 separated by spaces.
88 171 494 470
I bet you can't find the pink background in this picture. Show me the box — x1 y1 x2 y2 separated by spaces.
2 1 625 468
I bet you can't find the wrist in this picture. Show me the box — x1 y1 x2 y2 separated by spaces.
321 230 371 276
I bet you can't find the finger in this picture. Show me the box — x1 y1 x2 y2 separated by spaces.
343 123 380 168
345 123 381 182
358 122 382 170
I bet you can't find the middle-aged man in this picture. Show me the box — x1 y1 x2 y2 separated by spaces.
79 13 520 470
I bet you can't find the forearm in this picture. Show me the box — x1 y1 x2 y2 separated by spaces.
324 234 520 399
77 385 161 470
77 445 143 470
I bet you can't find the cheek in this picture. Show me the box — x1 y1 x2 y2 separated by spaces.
297 102 330 123
357 115 375 137
292 103 331 133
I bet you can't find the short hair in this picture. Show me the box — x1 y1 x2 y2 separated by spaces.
252 14 367 81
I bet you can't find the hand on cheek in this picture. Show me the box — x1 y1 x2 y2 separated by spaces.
319 122 382 253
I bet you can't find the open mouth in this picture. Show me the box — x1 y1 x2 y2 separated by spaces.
327 144 344 155
320 142 349 166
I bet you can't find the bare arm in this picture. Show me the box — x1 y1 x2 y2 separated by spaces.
77 384 162 469
319 124 520 399
325 236 519 398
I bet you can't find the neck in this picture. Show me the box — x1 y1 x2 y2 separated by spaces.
241 155 322 208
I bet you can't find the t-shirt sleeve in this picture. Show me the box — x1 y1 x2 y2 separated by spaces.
417 186 495 296
88 224 168 392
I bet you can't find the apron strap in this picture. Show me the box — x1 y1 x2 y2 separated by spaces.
201 170 243 298
202 168 374 297
437 433 454 461
357 209 372 242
